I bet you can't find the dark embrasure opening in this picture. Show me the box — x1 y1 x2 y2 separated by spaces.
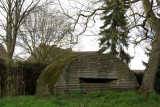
79 78 117 83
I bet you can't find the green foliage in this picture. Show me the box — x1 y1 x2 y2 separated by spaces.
104 91 120 100
1 91 160 107
0 57 48 98
57 90 85 100
99 0 132 64
15 61 48 95
0 57 22 98
87 91 104 98
70 90 85 97
36 94 52 99
116 91 146 104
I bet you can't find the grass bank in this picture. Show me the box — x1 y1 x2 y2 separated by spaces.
0 91 160 107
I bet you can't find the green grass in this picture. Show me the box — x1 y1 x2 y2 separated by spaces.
0 91 160 107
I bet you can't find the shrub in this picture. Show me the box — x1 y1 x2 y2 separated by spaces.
70 90 85 97
16 61 48 95
104 91 120 100
0 58 48 98
87 91 104 98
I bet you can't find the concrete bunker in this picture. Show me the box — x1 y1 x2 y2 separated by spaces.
36 54 139 95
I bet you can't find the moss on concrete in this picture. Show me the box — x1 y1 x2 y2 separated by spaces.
41 55 84 95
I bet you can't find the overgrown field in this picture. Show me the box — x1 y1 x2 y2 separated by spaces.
0 91 160 107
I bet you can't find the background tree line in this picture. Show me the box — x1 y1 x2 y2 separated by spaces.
0 0 75 98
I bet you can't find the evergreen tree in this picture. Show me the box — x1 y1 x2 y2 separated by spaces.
99 0 131 64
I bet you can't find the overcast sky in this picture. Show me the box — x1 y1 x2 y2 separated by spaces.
1 0 148 70
72 35 148 70
68 0 148 70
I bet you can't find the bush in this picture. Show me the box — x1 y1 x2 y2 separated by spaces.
16 61 48 95
87 91 104 98
104 91 120 100
0 58 48 98
0 58 25 98
70 90 85 97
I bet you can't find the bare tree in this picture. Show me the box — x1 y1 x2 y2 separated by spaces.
56 0 160 94
18 6 75 62
0 0 41 60
137 0 160 94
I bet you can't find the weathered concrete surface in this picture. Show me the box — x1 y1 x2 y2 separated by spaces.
36 54 139 95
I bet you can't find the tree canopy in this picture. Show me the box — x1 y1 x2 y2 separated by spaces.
99 0 131 64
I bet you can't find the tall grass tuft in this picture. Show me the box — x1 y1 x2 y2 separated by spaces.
0 91 160 107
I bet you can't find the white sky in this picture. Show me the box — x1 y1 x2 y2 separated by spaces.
0 0 148 70
68 0 148 70
73 35 148 70
14 31 148 70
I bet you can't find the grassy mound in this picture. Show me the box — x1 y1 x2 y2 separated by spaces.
0 91 160 107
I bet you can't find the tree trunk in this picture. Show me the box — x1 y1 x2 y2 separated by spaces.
138 0 160 94
7 49 13 60
7 43 16 60
138 33 160 94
